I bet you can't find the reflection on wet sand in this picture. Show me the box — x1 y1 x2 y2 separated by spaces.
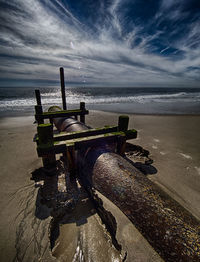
32 160 123 262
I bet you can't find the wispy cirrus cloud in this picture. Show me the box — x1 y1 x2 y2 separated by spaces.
0 0 199 87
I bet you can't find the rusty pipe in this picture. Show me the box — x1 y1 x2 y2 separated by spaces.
49 106 200 261
48 106 89 132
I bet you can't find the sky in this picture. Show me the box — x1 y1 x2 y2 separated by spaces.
0 0 200 88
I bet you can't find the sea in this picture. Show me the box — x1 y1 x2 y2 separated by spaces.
0 86 200 117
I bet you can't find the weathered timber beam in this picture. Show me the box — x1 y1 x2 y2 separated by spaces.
35 126 136 143
69 132 125 150
37 130 137 156
55 128 137 143
35 109 89 120
34 126 118 143
37 143 66 157
53 126 119 141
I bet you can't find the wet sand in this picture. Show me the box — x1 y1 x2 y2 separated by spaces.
0 112 199 261
0 116 54 261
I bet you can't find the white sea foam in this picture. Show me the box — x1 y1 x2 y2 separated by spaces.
179 153 192 159
0 98 61 108
0 88 200 115
153 138 160 143
1 91 197 109
160 151 166 155
194 166 200 175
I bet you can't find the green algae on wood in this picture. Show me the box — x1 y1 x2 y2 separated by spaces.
37 123 57 170
37 124 53 146
124 129 137 139
54 126 118 142
38 109 89 120
37 128 137 157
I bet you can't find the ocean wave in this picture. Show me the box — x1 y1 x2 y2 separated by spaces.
0 91 200 110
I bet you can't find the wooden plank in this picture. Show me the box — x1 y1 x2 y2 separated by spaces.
54 126 118 141
75 133 125 150
34 127 136 144
38 109 89 120
64 132 125 150
124 129 137 139
37 143 66 157
36 129 137 157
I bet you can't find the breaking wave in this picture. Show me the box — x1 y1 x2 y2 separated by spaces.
1 91 199 108
0 87 200 115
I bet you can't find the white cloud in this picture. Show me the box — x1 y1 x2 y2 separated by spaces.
0 0 199 87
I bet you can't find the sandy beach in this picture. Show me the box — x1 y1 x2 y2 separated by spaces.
0 111 200 261
1 0 200 260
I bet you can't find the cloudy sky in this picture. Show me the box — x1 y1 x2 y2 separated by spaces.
0 0 200 87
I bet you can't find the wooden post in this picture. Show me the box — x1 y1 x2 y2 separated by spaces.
117 135 126 156
80 102 85 123
117 115 129 155
35 105 44 124
35 89 41 106
67 147 76 178
118 115 129 131
37 124 56 174
37 124 53 145
60 67 67 110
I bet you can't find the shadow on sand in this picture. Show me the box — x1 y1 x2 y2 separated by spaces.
125 142 158 176
30 142 157 253
31 160 96 250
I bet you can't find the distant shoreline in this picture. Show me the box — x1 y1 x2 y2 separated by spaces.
0 109 200 119
1 86 200 117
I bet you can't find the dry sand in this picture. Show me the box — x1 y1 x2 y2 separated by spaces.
0 112 200 261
